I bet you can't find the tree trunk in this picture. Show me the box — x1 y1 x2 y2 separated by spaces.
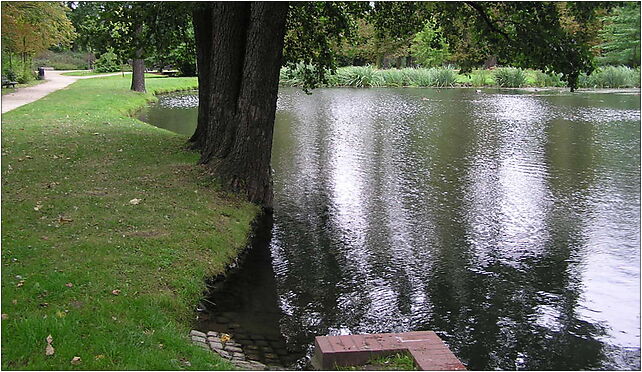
130 24 146 92
188 4 214 150
193 2 289 208
131 54 146 92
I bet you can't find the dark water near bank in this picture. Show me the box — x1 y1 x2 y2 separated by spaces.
139 88 641 370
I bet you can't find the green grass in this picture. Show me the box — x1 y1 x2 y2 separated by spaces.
61 71 124 77
1 79 47 95
1 74 259 370
336 353 418 370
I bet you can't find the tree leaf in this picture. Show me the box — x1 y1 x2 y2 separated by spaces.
71 356 81 365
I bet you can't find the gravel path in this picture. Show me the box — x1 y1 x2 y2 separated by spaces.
1 70 126 114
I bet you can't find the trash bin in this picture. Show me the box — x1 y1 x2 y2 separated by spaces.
38 67 45 80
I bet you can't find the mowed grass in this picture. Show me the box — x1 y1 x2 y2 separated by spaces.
1 74 259 369
61 71 126 77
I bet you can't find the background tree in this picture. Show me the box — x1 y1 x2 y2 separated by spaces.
69 2 191 91
410 20 452 67
595 2 641 67
2 2 75 78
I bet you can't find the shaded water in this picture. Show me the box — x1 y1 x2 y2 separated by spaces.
139 88 641 370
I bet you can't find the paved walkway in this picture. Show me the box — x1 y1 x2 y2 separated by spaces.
1 70 126 114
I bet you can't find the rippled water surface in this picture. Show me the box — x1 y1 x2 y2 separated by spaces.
140 88 641 370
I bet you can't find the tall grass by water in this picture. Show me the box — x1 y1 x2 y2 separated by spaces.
579 66 641 88
280 65 640 89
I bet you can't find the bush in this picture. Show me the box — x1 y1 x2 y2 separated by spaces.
4 69 17 81
531 70 564 87
469 70 492 87
430 68 457 87
378 68 409 87
94 50 120 73
333 66 384 87
404 68 456 87
34 50 88 70
17 69 36 84
579 66 640 88
493 67 527 87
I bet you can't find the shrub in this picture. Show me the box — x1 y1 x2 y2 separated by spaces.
94 50 120 73
17 69 36 84
430 67 457 87
579 66 640 88
33 50 88 70
470 70 493 87
378 68 409 87
333 66 383 87
404 68 456 87
4 69 17 81
493 67 527 87
531 70 564 87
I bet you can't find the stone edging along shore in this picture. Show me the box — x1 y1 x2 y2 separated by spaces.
189 330 271 370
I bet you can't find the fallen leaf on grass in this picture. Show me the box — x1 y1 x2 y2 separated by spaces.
111 289 121 296
59 216 73 223
65 283 74 288
39 303 49 307
34 204 42 211
95 354 105 360
11 300 17 304
45 335 55 356
25 155 33 159
70 356 81 365
1 314 8 320
16 280 25 287
56 311 66 318
129 198 141 205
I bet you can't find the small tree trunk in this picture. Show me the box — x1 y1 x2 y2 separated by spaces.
131 54 146 92
130 24 146 92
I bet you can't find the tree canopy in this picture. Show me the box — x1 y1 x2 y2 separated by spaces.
2 2 75 61
595 2 641 67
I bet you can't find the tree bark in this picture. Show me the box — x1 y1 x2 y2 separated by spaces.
192 2 289 209
130 24 146 92
131 54 146 92
188 4 214 150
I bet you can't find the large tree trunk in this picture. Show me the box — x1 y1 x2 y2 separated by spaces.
188 5 214 150
192 2 289 209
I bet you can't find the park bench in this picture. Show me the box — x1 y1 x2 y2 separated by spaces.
2 77 18 88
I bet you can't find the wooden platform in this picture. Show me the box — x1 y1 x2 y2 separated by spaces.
311 331 466 370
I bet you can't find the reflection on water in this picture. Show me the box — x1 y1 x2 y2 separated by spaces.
142 88 640 370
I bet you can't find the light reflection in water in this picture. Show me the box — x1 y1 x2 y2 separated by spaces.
141 88 641 370
271 88 640 370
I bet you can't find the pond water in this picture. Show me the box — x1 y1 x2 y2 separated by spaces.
138 88 641 370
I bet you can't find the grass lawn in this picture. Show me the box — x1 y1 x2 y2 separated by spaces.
1 74 259 369
2 79 47 95
61 71 126 77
